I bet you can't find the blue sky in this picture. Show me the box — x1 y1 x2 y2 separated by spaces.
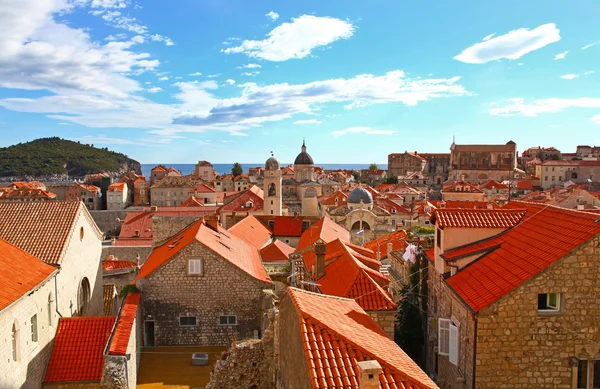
0 0 599 164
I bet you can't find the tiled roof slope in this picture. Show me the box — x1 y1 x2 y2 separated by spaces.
260 239 294 262
0 201 83 265
273 216 303 236
297 216 350 251
103 259 138 271
365 230 408 259
302 239 395 311
103 285 116 316
287 288 438 389
138 219 271 283
446 201 600 313
44 317 116 383
109 293 141 355
228 215 272 249
0 238 58 312
432 209 527 228
181 196 205 207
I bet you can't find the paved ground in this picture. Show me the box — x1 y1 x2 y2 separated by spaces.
137 346 227 389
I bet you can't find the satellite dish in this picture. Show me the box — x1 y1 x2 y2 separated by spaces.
136 278 149 291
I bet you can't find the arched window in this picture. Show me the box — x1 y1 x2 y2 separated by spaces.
571 172 578 179
48 293 54 327
78 277 91 316
11 322 19 362
268 183 276 197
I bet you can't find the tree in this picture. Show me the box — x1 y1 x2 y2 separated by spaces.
369 163 379 171
352 172 360 181
231 162 243 177
384 176 398 184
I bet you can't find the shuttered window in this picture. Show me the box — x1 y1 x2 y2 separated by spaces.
188 259 203 275
438 318 450 356
449 323 459 366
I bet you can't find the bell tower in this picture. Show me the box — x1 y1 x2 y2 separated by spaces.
264 152 282 216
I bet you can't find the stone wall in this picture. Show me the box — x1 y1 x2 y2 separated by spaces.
141 241 271 346
151 216 201 246
474 237 600 389
277 294 312 389
90 210 129 236
367 311 395 339
100 310 139 389
103 269 139 295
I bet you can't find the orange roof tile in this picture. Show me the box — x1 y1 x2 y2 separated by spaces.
103 284 116 316
273 216 303 236
0 201 85 265
431 209 527 228
138 219 271 283
218 186 264 212
260 239 294 262
479 179 509 190
364 230 408 259
151 165 168 172
181 196 205 207
0 238 57 312
108 293 141 355
442 181 483 193
428 200 499 210
424 247 435 263
108 182 126 192
297 216 350 251
190 183 216 193
44 317 116 383
287 288 438 389
229 215 272 249
102 259 138 271
446 201 600 312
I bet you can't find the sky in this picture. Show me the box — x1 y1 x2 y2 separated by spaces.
0 0 599 164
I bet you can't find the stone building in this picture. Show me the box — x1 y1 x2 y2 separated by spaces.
536 160 583 189
194 160 215 182
449 140 518 183
441 181 485 201
0 239 59 389
426 202 600 389
278 287 438 389
133 176 150 206
78 183 102 210
135 216 272 346
46 182 81 202
264 154 283 216
388 151 451 185
150 165 182 185
107 182 130 210
150 176 206 206
0 201 104 317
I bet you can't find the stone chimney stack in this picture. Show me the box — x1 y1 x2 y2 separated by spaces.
314 240 326 280
205 215 220 231
357 360 382 389
387 242 393 258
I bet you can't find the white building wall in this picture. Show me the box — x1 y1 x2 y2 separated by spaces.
0 276 58 389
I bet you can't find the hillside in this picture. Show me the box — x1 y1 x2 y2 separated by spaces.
0 137 141 177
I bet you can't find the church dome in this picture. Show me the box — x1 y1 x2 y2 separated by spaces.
294 140 314 165
265 156 280 170
348 186 373 204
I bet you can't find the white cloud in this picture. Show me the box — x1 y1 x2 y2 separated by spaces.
101 10 147 34
293 119 323 125
72 135 136 145
454 23 561 64
241 71 260 76
189 72 203 76
560 74 578 80
239 63 262 69
482 33 495 41
144 81 151 85
159 76 169 81
90 0 127 8
489 97 600 117
147 87 162 93
199 80 218 89
205 74 220 78
150 34 174 46
266 11 279 21
173 70 468 127
225 79 235 85
331 127 396 136
554 50 568 60
105 33 127 41
591 114 600 125
131 35 145 44
222 15 355 61
582 41 600 50
584 70 595 75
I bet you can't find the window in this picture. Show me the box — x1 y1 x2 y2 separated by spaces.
78 277 91 316
11 322 19 362
219 315 237 326
437 229 441 248
48 294 54 327
80 227 84 241
538 293 561 312
140 190 145 194
31 314 38 342
188 259 203 275
438 318 459 366
179 316 197 327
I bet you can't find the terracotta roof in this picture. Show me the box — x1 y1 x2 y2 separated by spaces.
218 186 264 212
453 143 516 152
297 216 350 251
103 285 116 316
229 215 272 249
0 201 88 265
0 238 57 312
102 259 137 271
181 196 205 207
424 247 434 263
364 230 408 259
319 191 348 206
138 219 271 283
77 183 101 194
287 288 438 389
302 239 395 311
108 182 126 192
514 180 534 190
108 293 141 355
446 201 600 312
428 200 500 210
273 216 303 236
151 165 168 172
442 182 483 193
431 209 527 228
44 317 116 383
119 211 154 240
479 180 509 190
260 239 294 262
190 183 216 193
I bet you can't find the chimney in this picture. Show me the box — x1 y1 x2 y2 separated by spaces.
357 360 382 389
387 242 393 258
150 205 158 212
314 241 326 280
134 230 140 237
205 215 220 231
376 245 380 261
231 211 237 225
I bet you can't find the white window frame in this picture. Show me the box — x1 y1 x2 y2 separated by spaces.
31 314 38 343
179 316 197 327
188 259 203 275
219 315 237 326
438 318 450 356
449 322 459 366
538 292 562 313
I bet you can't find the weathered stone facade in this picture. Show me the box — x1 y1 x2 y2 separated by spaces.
428 236 600 389
449 142 517 183
388 152 450 186
151 216 201 245
141 242 271 346
367 311 395 339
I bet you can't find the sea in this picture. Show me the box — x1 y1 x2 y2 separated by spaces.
141 163 388 177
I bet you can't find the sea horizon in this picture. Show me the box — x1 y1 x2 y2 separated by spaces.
141 163 388 177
